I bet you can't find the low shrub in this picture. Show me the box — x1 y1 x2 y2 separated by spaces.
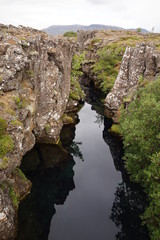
120 78 160 240
63 31 77 37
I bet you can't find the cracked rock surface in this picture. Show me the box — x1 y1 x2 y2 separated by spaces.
0 23 75 239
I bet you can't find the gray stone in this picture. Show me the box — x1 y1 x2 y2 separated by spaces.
104 44 160 120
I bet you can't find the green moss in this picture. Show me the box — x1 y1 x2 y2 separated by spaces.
63 31 77 37
123 95 132 103
71 52 85 78
26 70 34 78
7 109 16 116
14 96 29 109
22 98 29 108
109 124 121 135
156 44 160 50
62 114 74 125
90 37 101 45
0 101 5 108
0 117 14 160
0 156 8 169
14 96 22 108
11 119 23 127
45 124 51 134
138 74 144 84
0 135 14 159
69 53 86 101
69 76 85 101
9 185 19 208
13 168 27 182
0 76 2 83
0 118 7 135
120 35 142 42
19 37 27 41
0 182 6 192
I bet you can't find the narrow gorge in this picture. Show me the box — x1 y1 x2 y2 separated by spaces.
0 24 160 240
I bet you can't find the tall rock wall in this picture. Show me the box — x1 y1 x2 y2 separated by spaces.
0 24 74 239
104 44 160 121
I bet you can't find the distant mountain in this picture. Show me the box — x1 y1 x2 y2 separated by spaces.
42 24 149 35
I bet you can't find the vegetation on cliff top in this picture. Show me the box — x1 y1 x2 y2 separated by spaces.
120 78 160 240
92 44 125 94
84 31 160 97
63 31 77 38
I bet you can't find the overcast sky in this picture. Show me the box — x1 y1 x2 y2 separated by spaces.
0 0 159 32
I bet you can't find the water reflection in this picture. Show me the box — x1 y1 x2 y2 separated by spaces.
17 86 150 240
110 182 149 240
103 123 150 240
16 144 75 240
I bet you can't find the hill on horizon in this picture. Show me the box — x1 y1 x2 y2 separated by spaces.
42 24 149 35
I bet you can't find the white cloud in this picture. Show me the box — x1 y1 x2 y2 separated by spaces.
87 0 111 4
0 0 159 32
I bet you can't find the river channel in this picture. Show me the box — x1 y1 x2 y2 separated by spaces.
16 98 149 240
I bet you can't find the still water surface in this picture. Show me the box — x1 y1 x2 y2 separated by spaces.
17 102 149 240
49 103 121 240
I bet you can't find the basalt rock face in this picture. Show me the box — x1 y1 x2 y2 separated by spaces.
0 189 15 240
0 24 74 239
104 44 160 121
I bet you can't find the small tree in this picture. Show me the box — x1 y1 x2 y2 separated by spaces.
136 27 142 33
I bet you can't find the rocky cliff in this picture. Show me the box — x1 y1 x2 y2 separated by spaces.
104 44 160 121
0 24 75 239
76 30 160 121
1 25 160 239
77 30 160 95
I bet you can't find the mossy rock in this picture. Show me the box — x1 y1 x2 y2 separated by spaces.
0 156 9 169
62 114 74 125
0 135 14 159
109 124 121 135
45 124 51 134
9 185 19 208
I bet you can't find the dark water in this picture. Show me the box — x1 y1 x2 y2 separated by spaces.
17 102 149 240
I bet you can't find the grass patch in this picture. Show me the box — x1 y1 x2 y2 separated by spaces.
7 109 16 116
92 44 125 94
0 117 14 160
11 119 23 127
70 53 85 101
0 135 14 159
0 118 7 135
90 37 101 45
63 31 77 37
